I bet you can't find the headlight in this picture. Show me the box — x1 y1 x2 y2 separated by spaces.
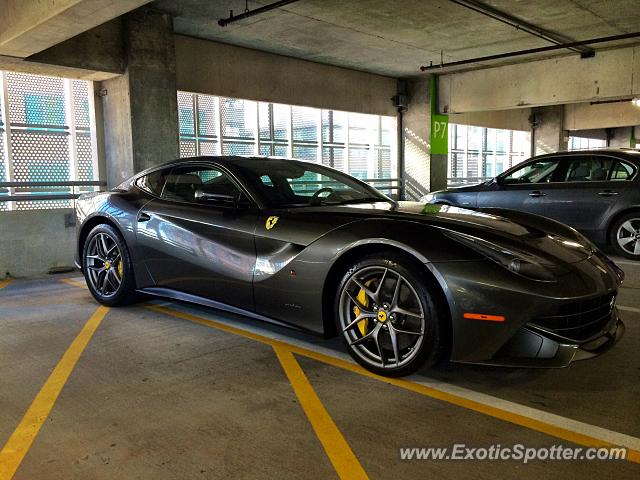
420 193 435 203
446 231 556 283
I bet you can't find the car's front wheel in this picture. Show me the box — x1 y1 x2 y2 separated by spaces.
611 213 640 260
335 252 443 376
83 224 137 306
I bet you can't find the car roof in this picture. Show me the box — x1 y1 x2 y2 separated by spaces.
533 148 640 158
130 156 353 186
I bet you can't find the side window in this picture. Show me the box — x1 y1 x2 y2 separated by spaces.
135 169 170 196
561 156 612 182
610 161 635 181
502 159 560 184
162 165 241 204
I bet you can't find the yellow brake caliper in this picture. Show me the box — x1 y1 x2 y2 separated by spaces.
353 280 374 336
117 259 123 278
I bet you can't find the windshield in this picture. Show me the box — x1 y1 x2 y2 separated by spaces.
232 159 390 208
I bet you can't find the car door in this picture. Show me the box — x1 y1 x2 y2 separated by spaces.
477 156 562 217
543 154 636 236
135 163 258 310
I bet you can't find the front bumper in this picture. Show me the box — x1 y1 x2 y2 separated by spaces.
470 309 625 368
437 251 624 367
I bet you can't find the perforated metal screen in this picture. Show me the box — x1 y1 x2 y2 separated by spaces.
0 71 98 210
0 132 6 212
7 72 66 127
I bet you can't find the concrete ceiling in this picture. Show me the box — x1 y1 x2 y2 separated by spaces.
153 0 640 78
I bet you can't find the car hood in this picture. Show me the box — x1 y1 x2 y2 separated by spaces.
326 201 594 265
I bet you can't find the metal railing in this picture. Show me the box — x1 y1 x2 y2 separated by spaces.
447 176 491 187
363 178 403 193
0 181 106 202
0 179 402 202
286 178 403 193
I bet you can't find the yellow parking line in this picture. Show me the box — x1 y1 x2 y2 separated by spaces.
0 306 110 480
274 346 369 480
0 279 12 290
61 278 87 289
146 304 640 464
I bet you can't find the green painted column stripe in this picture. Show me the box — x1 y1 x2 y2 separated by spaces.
429 75 449 155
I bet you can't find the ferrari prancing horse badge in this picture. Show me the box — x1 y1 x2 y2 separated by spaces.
265 216 279 230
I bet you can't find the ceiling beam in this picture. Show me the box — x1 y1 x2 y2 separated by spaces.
420 31 640 72
0 0 151 58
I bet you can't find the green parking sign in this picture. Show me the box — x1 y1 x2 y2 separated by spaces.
431 114 448 154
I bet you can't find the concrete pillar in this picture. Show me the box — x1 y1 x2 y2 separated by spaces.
531 105 568 156
608 127 634 148
101 9 179 187
403 76 447 199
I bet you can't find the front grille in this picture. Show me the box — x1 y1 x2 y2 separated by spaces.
529 292 616 343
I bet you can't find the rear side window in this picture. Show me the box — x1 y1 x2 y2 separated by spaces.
135 169 169 196
561 156 612 182
162 165 241 204
610 161 635 181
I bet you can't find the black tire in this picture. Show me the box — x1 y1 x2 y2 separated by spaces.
334 251 443 377
610 213 640 260
82 224 137 306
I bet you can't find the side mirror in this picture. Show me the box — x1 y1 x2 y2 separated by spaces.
194 190 237 205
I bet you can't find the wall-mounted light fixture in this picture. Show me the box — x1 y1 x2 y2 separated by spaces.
632 98 640 108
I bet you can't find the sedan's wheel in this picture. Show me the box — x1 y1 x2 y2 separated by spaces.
336 253 442 376
83 224 136 306
611 214 640 259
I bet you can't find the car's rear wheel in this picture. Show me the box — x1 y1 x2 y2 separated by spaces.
611 213 640 260
335 253 442 377
83 224 137 306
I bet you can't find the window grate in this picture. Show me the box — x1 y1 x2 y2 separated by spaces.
179 139 197 158
197 94 217 137
72 80 90 129
448 123 531 184
7 72 66 127
11 131 70 189
0 71 99 210
221 98 256 141
292 106 318 143
176 92 398 189
76 132 94 186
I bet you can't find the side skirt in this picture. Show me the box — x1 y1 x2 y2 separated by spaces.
137 287 320 336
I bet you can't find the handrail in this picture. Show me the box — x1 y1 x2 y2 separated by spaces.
0 181 105 187
447 177 491 187
0 181 106 202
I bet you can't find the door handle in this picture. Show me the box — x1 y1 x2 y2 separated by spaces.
528 191 546 197
598 190 618 196
137 212 151 222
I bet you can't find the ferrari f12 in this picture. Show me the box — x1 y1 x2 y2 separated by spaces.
75 157 624 376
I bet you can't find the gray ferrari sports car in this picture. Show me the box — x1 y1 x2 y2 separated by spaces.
75 156 625 376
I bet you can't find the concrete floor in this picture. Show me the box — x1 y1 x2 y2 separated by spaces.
1 258 639 479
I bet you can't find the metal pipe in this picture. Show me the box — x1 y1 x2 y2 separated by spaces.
396 109 404 200
448 0 593 55
0 181 106 188
218 0 301 27
420 31 640 72
0 194 81 202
